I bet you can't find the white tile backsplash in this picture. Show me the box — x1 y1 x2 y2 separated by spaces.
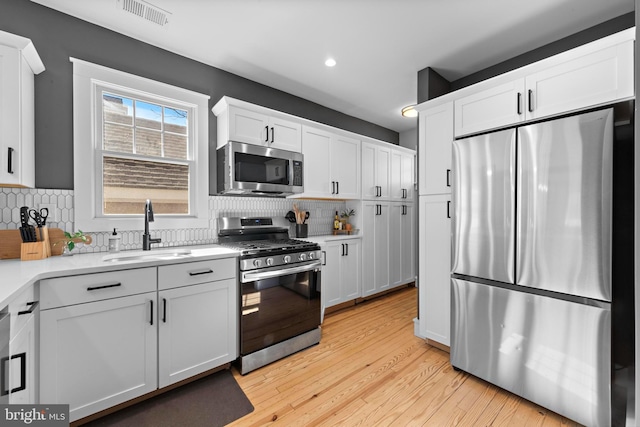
0 188 345 254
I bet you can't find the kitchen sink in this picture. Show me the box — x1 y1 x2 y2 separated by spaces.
102 248 193 263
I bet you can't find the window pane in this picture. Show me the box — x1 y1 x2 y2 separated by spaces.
165 107 188 134
136 128 162 157
135 100 162 130
104 123 133 153
103 156 189 215
103 94 133 126
164 133 187 160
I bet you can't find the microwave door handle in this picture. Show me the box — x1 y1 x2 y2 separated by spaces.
241 261 322 282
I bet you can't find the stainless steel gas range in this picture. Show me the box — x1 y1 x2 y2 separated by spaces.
217 217 322 375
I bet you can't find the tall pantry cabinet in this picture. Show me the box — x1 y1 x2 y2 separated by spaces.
355 140 416 298
416 101 453 348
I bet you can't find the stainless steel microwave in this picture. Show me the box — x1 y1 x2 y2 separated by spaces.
216 141 304 196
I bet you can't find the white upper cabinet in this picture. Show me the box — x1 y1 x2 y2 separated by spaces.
0 31 45 188
213 98 302 152
331 134 361 199
454 28 634 137
390 148 415 201
299 126 360 199
525 36 633 120
454 79 525 137
419 102 453 196
361 141 391 200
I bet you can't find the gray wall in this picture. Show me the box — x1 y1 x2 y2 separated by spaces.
417 12 634 102
0 0 399 192
450 13 634 91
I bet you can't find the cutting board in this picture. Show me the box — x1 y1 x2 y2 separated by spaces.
0 228 93 259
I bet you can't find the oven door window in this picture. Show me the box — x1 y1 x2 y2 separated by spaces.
241 269 320 355
234 152 290 185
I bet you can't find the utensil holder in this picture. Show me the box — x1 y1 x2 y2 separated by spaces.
20 227 50 261
295 224 308 238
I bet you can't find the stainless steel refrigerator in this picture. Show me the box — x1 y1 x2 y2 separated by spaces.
450 106 635 426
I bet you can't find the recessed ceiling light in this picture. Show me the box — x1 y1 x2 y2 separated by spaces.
325 58 337 67
401 105 418 118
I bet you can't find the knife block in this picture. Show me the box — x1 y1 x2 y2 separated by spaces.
20 227 51 261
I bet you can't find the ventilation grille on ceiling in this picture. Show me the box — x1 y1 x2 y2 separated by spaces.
119 0 171 27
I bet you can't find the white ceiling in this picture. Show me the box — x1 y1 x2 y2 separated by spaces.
31 0 634 134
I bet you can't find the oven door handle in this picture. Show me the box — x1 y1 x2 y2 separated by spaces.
242 260 321 283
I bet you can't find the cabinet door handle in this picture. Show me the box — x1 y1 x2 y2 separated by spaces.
528 89 533 112
345 243 349 256
270 127 274 143
17 301 38 316
446 169 451 187
162 298 167 323
517 92 522 115
341 243 345 256
1 355 7 396
447 201 451 219
87 283 122 291
150 300 154 326
188 269 213 276
331 181 335 194
336 181 339 195
321 250 326 265
7 147 14 174
264 126 269 143
1 353 26 395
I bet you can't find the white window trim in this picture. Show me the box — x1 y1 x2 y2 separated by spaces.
71 58 210 232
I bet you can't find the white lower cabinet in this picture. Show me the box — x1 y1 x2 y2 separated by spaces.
321 238 361 315
8 310 37 404
2 284 39 405
40 291 157 421
158 278 237 388
361 201 390 297
389 203 416 288
417 195 451 347
39 258 238 422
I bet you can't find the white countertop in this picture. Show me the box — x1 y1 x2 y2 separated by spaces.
0 245 240 309
303 234 362 244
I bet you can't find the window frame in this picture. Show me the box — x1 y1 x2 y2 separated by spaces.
71 58 210 232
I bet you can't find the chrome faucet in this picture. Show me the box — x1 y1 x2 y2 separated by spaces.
143 199 162 251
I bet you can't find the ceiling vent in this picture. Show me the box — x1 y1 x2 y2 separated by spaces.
118 0 171 27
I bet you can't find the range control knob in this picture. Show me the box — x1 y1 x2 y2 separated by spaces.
299 253 307 261
253 259 262 268
265 258 274 266
283 255 291 264
308 252 315 260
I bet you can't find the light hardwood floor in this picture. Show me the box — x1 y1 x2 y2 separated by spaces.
230 286 581 426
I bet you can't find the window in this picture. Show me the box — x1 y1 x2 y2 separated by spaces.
72 58 209 232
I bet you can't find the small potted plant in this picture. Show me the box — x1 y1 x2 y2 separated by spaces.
55 230 89 256
340 209 355 231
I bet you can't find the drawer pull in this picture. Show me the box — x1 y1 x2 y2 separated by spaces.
188 269 213 276
87 283 122 291
1 352 26 395
17 301 38 316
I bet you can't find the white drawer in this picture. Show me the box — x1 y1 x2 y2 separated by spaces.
9 285 36 340
158 258 236 290
40 267 157 310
